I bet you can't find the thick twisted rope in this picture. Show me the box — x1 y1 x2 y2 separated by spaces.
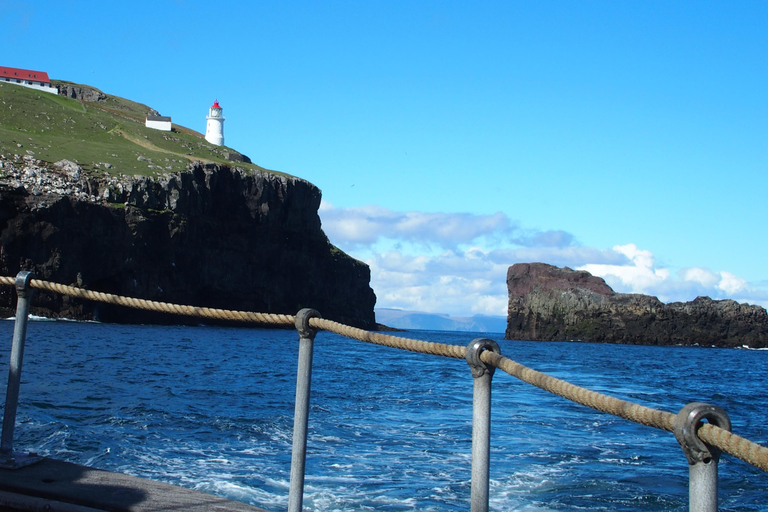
698 423 768 471
480 349 768 471
311 318 467 359
481 351 675 431
19 277 294 327
2 275 767 471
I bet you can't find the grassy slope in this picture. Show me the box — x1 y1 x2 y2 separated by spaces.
0 81 286 178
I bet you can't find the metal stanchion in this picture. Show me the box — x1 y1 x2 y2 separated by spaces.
465 338 501 512
0 271 42 469
674 402 731 512
288 308 321 512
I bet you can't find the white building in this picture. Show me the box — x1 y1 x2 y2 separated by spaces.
205 100 225 146
145 115 172 131
0 66 57 94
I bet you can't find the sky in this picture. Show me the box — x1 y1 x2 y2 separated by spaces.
3 1 767 317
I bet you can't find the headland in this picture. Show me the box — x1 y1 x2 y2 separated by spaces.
506 262 768 348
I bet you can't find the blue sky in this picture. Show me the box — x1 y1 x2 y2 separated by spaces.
4 1 767 316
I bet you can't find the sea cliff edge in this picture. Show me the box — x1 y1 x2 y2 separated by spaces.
0 159 376 328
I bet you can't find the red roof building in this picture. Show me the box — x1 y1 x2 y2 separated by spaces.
0 66 50 84
0 66 56 94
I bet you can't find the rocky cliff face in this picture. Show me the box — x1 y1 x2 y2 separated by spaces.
56 84 109 103
506 263 768 348
0 159 376 328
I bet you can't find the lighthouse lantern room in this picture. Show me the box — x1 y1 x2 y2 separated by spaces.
205 100 225 146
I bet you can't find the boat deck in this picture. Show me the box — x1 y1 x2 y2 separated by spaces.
0 457 269 511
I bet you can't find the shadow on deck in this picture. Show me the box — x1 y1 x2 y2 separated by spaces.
0 457 269 512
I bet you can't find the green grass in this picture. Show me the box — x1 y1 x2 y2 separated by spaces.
54 80 166 121
0 82 288 178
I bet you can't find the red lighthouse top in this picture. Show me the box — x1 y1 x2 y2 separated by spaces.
212 99 221 109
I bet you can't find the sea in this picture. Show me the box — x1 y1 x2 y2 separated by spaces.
0 319 766 511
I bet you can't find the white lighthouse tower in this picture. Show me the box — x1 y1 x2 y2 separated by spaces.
205 99 225 146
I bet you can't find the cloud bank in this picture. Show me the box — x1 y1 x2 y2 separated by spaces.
319 203 768 317
578 244 767 305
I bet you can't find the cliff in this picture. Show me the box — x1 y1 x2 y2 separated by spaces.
0 158 377 328
506 263 768 348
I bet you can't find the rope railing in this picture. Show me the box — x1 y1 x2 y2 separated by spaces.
2 274 767 476
482 351 676 431
0 275 294 327
314 315 768 472
311 317 467 359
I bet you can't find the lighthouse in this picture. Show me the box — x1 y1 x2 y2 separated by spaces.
205 100 225 146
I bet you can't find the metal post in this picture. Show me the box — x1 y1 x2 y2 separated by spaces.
0 271 41 469
288 308 321 512
465 338 501 512
674 402 731 512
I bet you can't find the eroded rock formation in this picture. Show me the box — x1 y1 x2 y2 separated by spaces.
0 162 376 328
506 263 768 348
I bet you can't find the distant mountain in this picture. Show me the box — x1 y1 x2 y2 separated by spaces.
375 308 507 333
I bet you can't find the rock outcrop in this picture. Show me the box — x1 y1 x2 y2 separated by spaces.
54 82 161 116
0 161 376 328
506 263 768 348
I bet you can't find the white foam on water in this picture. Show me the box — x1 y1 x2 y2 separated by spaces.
305 474 373 484
195 479 287 508
26 315 100 323
485 459 572 512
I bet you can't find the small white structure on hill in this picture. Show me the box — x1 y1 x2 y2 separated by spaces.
205 100 225 146
145 115 172 131
0 66 57 94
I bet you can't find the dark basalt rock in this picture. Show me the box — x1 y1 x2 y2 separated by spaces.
505 262 768 348
56 84 107 103
0 163 376 329
225 151 251 164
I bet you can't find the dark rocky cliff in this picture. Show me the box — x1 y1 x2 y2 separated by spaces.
0 160 376 328
506 262 768 348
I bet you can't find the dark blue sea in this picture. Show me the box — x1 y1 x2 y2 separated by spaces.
1 319 766 511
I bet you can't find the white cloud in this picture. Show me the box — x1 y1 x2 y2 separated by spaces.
319 202 573 250
681 267 719 288
578 245 768 308
717 271 748 295
366 249 510 316
486 246 629 268
319 204 768 316
579 243 670 294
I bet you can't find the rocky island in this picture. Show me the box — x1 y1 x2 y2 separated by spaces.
0 81 376 328
506 262 768 348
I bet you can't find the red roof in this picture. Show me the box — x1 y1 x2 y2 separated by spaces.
0 66 50 84
212 99 221 109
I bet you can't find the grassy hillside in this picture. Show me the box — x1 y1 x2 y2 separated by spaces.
0 81 283 178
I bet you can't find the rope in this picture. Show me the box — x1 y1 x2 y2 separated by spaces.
311 318 466 360
27 279 294 327
698 423 768 472
481 351 675 431
1 275 767 472
481 349 768 471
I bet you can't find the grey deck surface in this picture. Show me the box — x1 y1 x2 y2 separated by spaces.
0 458 270 512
